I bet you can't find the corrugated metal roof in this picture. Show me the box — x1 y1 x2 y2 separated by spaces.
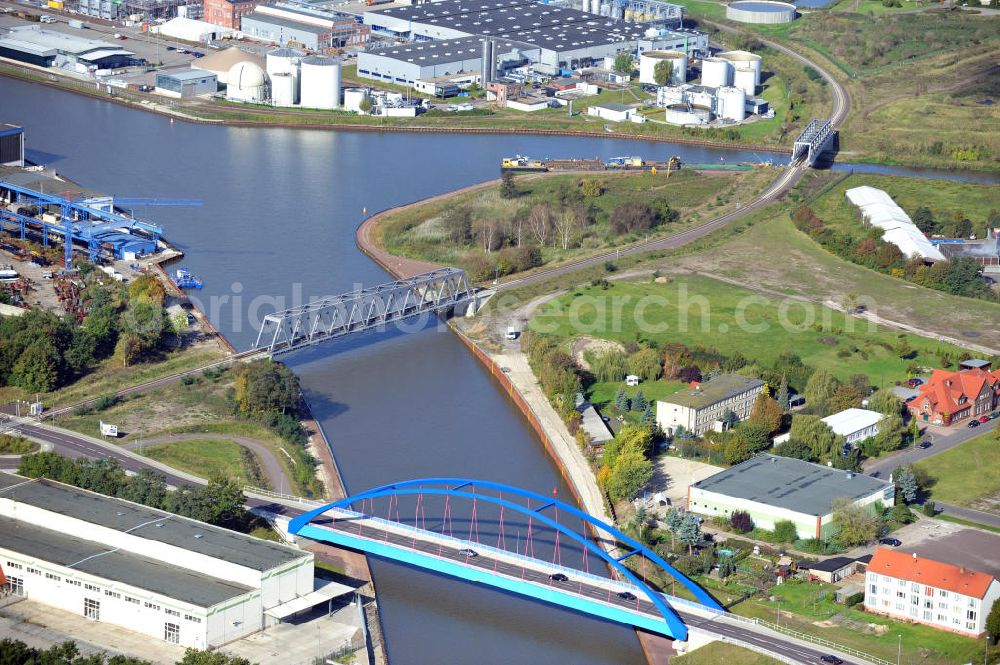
845 186 946 262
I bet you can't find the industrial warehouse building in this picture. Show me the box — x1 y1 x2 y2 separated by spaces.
155 69 219 98
241 3 365 50
655 374 765 436
0 473 351 648
688 454 895 540
362 0 653 75
0 27 135 70
359 37 536 86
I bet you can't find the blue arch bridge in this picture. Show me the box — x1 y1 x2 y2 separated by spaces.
288 478 725 641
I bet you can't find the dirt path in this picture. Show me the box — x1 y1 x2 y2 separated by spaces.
122 433 289 491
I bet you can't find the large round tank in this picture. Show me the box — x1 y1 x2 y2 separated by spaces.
638 50 687 85
271 72 296 106
733 67 757 96
700 57 732 88
716 86 747 122
718 50 762 85
726 0 796 24
300 56 341 110
665 104 709 126
343 87 369 113
266 47 304 77
226 61 268 104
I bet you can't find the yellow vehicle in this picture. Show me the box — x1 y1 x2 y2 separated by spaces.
501 156 548 172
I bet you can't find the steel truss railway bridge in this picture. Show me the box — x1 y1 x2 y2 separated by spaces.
253 268 479 356
289 478 724 640
793 119 836 166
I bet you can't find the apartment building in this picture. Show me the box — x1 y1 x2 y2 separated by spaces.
865 548 1000 636
655 374 764 436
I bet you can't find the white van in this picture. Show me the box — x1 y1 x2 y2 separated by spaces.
39 14 55 23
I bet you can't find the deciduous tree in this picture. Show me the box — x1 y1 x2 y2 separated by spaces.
831 497 878 547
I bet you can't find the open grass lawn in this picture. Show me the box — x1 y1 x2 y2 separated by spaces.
828 0 922 15
808 173 1000 238
736 581 990 665
587 378 688 409
669 200 1000 352
142 438 252 483
667 0 728 18
378 168 773 280
530 275 971 385
673 641 782 665
915 429 1000 508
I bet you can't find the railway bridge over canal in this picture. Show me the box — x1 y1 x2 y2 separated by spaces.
793 119 836 166
253 268 481 356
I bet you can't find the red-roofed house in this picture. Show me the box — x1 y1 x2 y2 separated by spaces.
865 548 1000 636
908 366 1000 426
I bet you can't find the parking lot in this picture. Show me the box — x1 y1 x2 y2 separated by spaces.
868 519 1000 578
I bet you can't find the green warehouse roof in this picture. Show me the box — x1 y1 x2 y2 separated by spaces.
659 374 764 410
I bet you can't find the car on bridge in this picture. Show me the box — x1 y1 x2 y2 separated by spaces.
458 548 478 558
549 573 568 582
617 591 636 600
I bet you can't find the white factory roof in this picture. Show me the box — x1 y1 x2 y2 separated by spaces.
845 186 946 262
154 17 236 42
1 26 131 57
774 407 883 444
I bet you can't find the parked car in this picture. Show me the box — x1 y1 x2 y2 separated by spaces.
549 573 568 582
979 415 990 423
990 411 1000 419
907 378 924 388
165 45 176 50
458 548 478 558
192 51 204 58
176 47 187 53
968 420 980 428
880 537 902 547
918 441 932 449
819 656 844 665
617 591 636 601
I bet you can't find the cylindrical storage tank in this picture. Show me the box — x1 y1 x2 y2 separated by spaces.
733 67 756 96
343 87 369 113
718 50 762 85
271 72 295 106
266 47 303 104
226 61 268 104
665 104 705 125
700 57 732 88
638 50 687 85
300 56 341 110
480 38 491 81
488 39 496 81
717 86 746 122
725 0 796 24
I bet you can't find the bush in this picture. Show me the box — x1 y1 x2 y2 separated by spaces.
729 510 754 534
94 394 118 411
843 591 865 606
772 520 798 543
181 375 196 386
922 501 937 517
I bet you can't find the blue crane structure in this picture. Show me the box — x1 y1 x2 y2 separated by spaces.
288 478 725 640
0 177 200 271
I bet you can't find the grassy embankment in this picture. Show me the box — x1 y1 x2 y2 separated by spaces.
142 438 263 485
680 0 1000 170
915 429 1000 510
0 434 38 455
672 642 781 665
375 168 775 280
55 368 322 496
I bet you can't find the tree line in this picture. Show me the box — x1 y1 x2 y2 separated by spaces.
0 274 174 394
0 640 256 665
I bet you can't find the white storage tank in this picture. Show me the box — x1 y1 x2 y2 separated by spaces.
716 86 747 122
271 72 296 107
300 56 341 110
266 46 303 104
665 104 710 125
733 67 757 96
226 61 268 104
343 87 369 113
638 50 687 85
701 57 732 88
718 50 762 85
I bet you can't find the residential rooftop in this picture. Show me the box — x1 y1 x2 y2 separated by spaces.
0 515 254 607
659 374 764 410
0 473 305 572
869 548 995 598
692 454 893 516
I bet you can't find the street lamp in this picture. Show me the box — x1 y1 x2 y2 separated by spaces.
897 634 902 665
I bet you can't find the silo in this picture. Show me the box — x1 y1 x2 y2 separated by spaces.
343 87 369 113
481 38 491 82
716 86 746 122
488 39 496 82
226 61 268 104
266 47 304 104
271 72 296 106
718 50 762 85
733 67 756 96
300 56 341 110
639 50 687 85
701 57 732 88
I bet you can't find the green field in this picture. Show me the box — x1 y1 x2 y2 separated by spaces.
587 378 688 409
142 438 254 483
736 580 991 665
915 429 1000 509
530 275 971 385
672 641 782 665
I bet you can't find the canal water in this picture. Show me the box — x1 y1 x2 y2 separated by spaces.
3 76 995 664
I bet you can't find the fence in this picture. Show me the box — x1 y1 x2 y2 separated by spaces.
724 613 895 665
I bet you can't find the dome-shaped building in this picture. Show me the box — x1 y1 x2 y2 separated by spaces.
226 61 269 103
